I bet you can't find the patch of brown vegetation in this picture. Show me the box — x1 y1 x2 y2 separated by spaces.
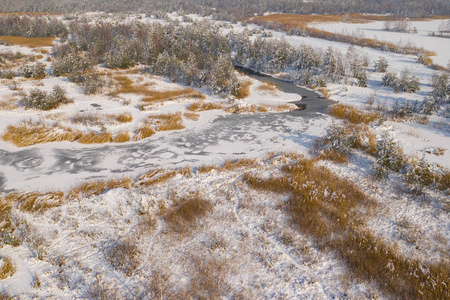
183 111 200 121
147 112 185 132
78 132 113 144
2 120 82 147
187 101 223 112
142 88 205 103
257 81 279 93
116 112 133 123
232 80 252 99
243 156 449 299
0 257 15 280
0 36 55 48
162 192 213 234
328 104 379 124
0 96 18 110
133 125 156 141
112 131 130 143
68 177 132 199
6 191 65 213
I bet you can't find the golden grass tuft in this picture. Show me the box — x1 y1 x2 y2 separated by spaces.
273 103 297 111
243 155 449 299
257 81 279 93
78 131 113 144
257 105 269 112
328 104 379 124
133 125 156 141
6 191 65 213
221 158 259 171
142 88 205 103
68 177 132 199
0 97 18 110
147 112 185 132
183 111 200 121
116 112 133 123
2 120 82 147
136 169 177 187
318 87 330 99
112 131 130 143
163 192 213 234
0 36 55 48
0 257 15 280
226 104 257 114
0 198 12 232
187 101 223 112
316 148 349 164
232 80 252 99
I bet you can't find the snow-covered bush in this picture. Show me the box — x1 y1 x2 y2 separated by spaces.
374 133 405 178
22 86 71 110
431 72 449 103
397 68 420 93
405 158 435 193
19 62 46 79
374 56 389 72
382 71 398 88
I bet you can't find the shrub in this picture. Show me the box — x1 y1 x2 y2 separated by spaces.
397 68 420 93
106 238 140 276
374 133 405 177
374 56 389 72
382 71 398 88
405 158 435 193
0 256 15 279
19 62 46 79
22 86 71 110
163 193 213 234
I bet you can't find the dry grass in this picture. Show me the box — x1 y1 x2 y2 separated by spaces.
226 104 257 114
187 101 223 112
133 125 156 141
6 191 65 213
142 88 205 103
317 148 349 164
272 103 297 112
222 158 260 171
162 192 213 234
256 105 268 112
116 112 133 123
147 112 185 132
183 111 200 121
136 169 178 187
318 87 330 99
68 177 132 199
106 238 140 276
78 132 113 144
2 120 82 147
328 104 379 124
0 96 18 110
0 257 15 280
0 36 55 48
112 131 130 143
232 80 252 99
243 155 449 299
257 81 279 93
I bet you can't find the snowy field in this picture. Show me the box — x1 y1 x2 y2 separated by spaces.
311 19 450 67
0 12 449 299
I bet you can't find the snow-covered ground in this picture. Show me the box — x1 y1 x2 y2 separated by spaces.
311 19 450 67
0 12 449 299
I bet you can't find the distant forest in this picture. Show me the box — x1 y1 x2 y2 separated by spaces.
0 0 449 18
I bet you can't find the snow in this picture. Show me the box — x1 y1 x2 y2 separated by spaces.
311 19 450 67
0 12 449 299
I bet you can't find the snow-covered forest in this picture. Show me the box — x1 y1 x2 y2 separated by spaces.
0 2 449 299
